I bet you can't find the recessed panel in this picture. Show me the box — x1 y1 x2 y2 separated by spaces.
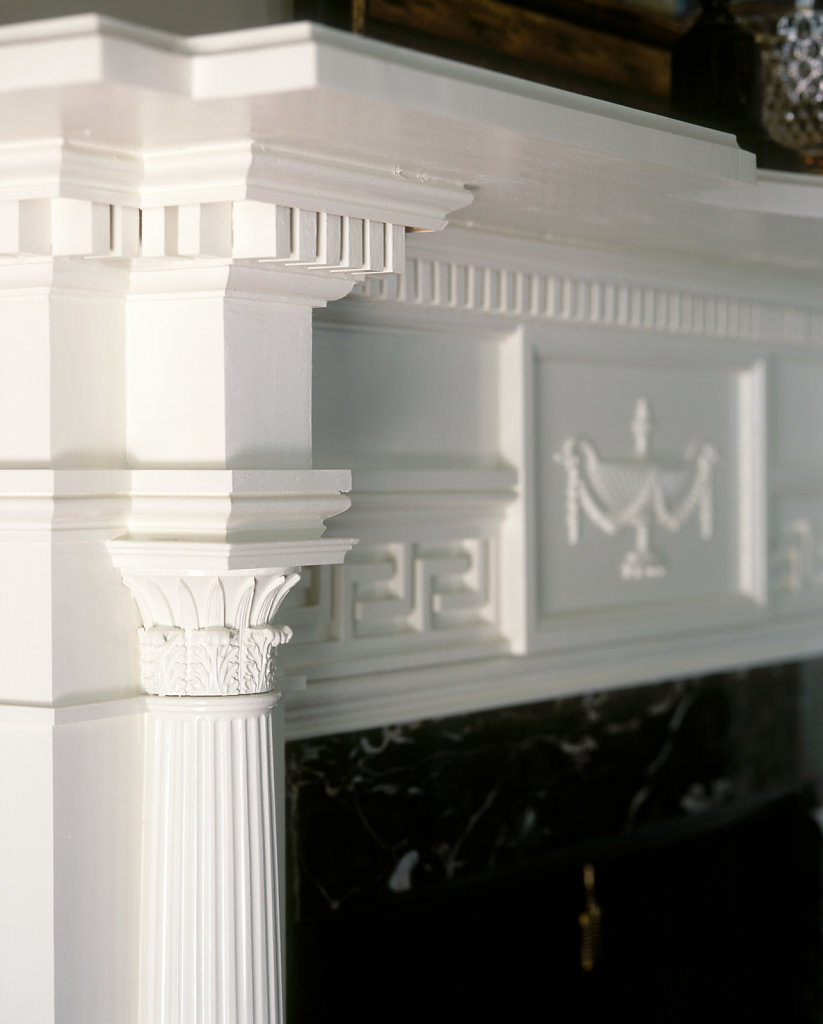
774 360 823 472
528 339 764 645
313 321 501 469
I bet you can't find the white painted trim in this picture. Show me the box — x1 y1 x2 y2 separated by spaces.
0 696 146 726
284 617 823 739
357 235 823 348
108 538 357 572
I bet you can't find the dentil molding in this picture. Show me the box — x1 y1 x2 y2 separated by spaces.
0 196 406 273
355 247 823 347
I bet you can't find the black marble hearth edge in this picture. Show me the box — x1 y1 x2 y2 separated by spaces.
286 658 823 920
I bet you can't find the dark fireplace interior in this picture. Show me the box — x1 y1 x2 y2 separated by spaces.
286 661 823 1023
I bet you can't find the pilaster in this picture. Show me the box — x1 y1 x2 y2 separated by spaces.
0 22 473 1023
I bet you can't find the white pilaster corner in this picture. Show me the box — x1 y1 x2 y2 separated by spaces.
0 17 480 1024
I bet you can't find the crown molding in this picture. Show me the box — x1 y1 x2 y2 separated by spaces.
0 138 471 232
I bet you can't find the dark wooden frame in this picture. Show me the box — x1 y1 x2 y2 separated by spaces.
290 0 698 112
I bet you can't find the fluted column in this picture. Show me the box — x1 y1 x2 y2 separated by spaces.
111 563 304 1024
141 693 283 1024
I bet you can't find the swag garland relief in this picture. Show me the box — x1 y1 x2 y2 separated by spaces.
554 398 719 581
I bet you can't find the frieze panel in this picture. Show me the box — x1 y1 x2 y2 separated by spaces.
554 398 718 581
283 537 499 668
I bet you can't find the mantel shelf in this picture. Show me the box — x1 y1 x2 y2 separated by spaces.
6 13 820 276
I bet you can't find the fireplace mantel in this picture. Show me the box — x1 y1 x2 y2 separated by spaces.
2 14 823 1022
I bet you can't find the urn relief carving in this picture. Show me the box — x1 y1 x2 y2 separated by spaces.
554 398 718 581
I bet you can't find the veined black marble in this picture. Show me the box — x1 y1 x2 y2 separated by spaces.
286 660 815 921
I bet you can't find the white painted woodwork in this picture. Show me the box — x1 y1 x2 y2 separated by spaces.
140 694 285 1024
2 12 823 1023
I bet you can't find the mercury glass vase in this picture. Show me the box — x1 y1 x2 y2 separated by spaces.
736 1 823 160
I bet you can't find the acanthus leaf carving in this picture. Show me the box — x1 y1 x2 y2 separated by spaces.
123 572 299 696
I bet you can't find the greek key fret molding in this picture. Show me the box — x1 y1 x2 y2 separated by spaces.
120 571 300 696
774 518 823 594
356 257 823 347
554 398 718 581
282 536 500 676
0 196 404 274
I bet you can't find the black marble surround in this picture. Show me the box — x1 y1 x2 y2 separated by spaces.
286 660 823 1021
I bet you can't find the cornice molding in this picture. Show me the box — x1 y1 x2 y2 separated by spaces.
0 137 470 231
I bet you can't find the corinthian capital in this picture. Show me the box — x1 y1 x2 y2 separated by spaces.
117 569 300 697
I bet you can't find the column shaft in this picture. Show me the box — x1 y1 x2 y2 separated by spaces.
141 694 283 1024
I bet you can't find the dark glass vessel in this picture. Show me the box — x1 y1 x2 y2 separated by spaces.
671 0 762 140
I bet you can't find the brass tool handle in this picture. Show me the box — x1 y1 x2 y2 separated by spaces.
579 863 602 972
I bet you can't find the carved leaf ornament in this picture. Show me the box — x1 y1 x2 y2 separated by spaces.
122 573 300 696
554 399 718 580
776 518 823 594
